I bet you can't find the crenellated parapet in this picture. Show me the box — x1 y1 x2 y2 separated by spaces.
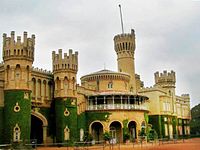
114 29 135 56
0 61 4 67
52 49 78 73
32 67 52 75
181 94 190 102
154 70 176 88
2 31 35 62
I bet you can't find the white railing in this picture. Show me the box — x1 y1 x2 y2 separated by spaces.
87 104 148 111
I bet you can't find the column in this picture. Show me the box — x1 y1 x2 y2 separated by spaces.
43 126 47 145
128 96 130 109
95 97 97 110
35 79 38 102
41 80 44 102
120 96 123 109
87 96 90 110
112 96 114 109
104 96 106 109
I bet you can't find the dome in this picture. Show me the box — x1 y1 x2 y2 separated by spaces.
80 69 130 82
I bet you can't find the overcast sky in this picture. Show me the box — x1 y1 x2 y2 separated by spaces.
0 0 199 107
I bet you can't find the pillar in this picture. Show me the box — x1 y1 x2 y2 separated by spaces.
95 97 97 110
43 126 47 145
112 96 114 109
104 96 106 109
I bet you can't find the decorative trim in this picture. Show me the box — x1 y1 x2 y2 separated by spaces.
14 102 20 112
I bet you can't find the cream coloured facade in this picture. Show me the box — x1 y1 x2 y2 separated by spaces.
0 29 190 145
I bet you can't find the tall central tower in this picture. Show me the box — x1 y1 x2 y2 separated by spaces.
114 29 136 93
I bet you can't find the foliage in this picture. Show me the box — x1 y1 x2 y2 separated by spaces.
190 103 200 135
84 132 93 141
148 129 158 140
55 98 78 143
0 107 3 144
123 132 130 142
103 132 111 141
139 127 146 137
86 112 110 127
4 90 31 144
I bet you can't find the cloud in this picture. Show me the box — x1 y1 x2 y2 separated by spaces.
0 0 199 107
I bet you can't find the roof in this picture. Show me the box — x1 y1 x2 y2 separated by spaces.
81 69 129 77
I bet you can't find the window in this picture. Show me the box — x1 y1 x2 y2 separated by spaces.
108 82 113 89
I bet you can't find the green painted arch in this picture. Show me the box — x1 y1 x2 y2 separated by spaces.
89 121 105 133
31 110 48 126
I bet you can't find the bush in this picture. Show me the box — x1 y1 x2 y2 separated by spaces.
123 133 130 142
103 132 110 141
148 129 158 140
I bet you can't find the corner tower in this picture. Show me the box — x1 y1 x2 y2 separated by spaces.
52 49 78 143
3 31 35 90
114 29 136 93
154 70 176 114
52 49 78 98
2 31 35 143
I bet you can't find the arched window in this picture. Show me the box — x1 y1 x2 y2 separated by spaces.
13 124 21 142
64 77 68 94
15 64 21 80
108 82 113 89
64 126 70 140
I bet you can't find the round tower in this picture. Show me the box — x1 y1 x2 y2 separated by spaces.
52 49 78 143
2 31 34 143
114 29 136 93
3 31 35 90
52 49 78 98
154 70 176 114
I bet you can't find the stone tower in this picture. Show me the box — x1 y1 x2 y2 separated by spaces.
2 31 35 143
52 49 78 143
154 70 176 113
114 29 136 93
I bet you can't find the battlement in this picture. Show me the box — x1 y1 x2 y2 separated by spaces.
32 67 52 75
114 29 135 41
52 49 78 72
0 61 4 67
2 31 35 62
114 29 135 54
181 94 190 101
154 70 176 88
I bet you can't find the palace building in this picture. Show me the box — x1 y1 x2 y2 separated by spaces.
0 29 191 144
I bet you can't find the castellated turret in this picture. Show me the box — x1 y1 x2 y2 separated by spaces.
3 31 35 62
52 49 78 98
114 29 136 93
154 70 176 88
2 31 35 90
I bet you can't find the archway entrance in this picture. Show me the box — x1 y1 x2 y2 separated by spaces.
91 122 103 142
31 111 48 144
128 121 137 141
31 115 43 144
109 121 122 143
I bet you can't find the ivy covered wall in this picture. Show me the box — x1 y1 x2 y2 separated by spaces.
149 115 178 139
4 90 31 144
149 115 163 138
55 98 78 143
85 111 110 128
39 107 55 139
0 107 3 144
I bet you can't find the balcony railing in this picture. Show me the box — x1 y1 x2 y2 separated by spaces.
87 104 148 111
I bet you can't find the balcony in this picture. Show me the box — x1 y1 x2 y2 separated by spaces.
87 94 149 111
87 104 148 111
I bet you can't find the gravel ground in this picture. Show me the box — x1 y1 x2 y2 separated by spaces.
37 138 200 150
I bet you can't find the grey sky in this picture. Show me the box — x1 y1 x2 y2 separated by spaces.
0 0 199 107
